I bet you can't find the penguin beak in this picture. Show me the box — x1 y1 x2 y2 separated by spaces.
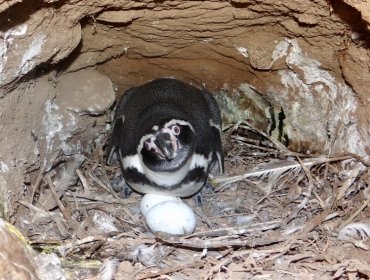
154 133 177 159
154 132 178 160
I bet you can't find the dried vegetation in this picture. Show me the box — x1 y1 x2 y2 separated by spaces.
21 122 370 279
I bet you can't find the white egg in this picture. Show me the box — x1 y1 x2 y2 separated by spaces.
140 193 181 217
145 200 196 235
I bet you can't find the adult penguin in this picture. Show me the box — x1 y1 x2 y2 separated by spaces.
107 78 223 197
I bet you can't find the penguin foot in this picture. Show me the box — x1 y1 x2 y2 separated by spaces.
193 192 204 208
203 182 215 194
193 182 214 208
110 175 133 198
121 186 133 199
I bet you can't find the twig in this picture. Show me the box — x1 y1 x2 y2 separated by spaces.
193 208 213 228
339 196 370 230
233 135 279 153
64 193 128 205
302 259 370 277
301 208 332 234
76 169 90 195
61 235 107 256
204 256 233 280
18 200 52 217
188 220 283 238
64 193 136 223
30 166 45 203
135 261 205 279
263 240 297 263
238 122 297 155
45 175 71 221
232 134 277 149
155 232 291 249
285 157 316 223
204 240 297 279
346 152 370 167
211 155 353 185
89 172 119 199
336 164 363 200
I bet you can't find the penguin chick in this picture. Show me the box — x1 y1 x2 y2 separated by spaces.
107 78 224 197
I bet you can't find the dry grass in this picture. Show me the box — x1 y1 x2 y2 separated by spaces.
22 122 370 279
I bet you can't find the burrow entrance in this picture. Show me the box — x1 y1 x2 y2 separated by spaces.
0 1 370 279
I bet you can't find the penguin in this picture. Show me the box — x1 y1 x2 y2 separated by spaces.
107 78 223 198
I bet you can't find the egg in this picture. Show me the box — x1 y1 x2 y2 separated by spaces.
145 200 197 235
140 193 197 235
140 193 181 217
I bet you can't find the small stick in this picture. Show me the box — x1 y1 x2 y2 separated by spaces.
45 176 71 221
301 208 332 234
188 219 283 238
238 123 293 153
156 232 298 249
135 261 205 279
234 138 280 153
76 169 90 195
89 172 119 199
285 157 315 223
232 134 277 149
210 155 352 185
18 200 52 217
64 193 128 205
30 166 45 203
64 192 136 223
62 235 107 256
339 196 370 230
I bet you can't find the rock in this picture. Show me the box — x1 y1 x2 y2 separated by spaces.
34 253 66 280
0 7 81 91
0 219 38 280
342 0 370 29
55 68 116 116
97 10 145 24
0 0 21 13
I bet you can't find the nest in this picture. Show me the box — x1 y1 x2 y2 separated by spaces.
21 122 370 279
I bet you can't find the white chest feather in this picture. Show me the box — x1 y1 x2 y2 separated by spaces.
122 153 208 187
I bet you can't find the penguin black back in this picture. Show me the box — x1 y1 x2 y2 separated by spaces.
111 78 220 158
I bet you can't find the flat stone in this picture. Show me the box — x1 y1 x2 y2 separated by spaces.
55 68 115 115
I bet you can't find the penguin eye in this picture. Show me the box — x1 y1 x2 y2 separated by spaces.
172 125 180 135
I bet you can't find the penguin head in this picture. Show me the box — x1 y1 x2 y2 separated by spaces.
139 119 196 172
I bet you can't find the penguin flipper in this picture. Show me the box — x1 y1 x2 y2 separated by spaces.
113 87 137 120
107 115 124 165
202 89 222 128
209 150 224 175
209 126 224 175
108 86 141 166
